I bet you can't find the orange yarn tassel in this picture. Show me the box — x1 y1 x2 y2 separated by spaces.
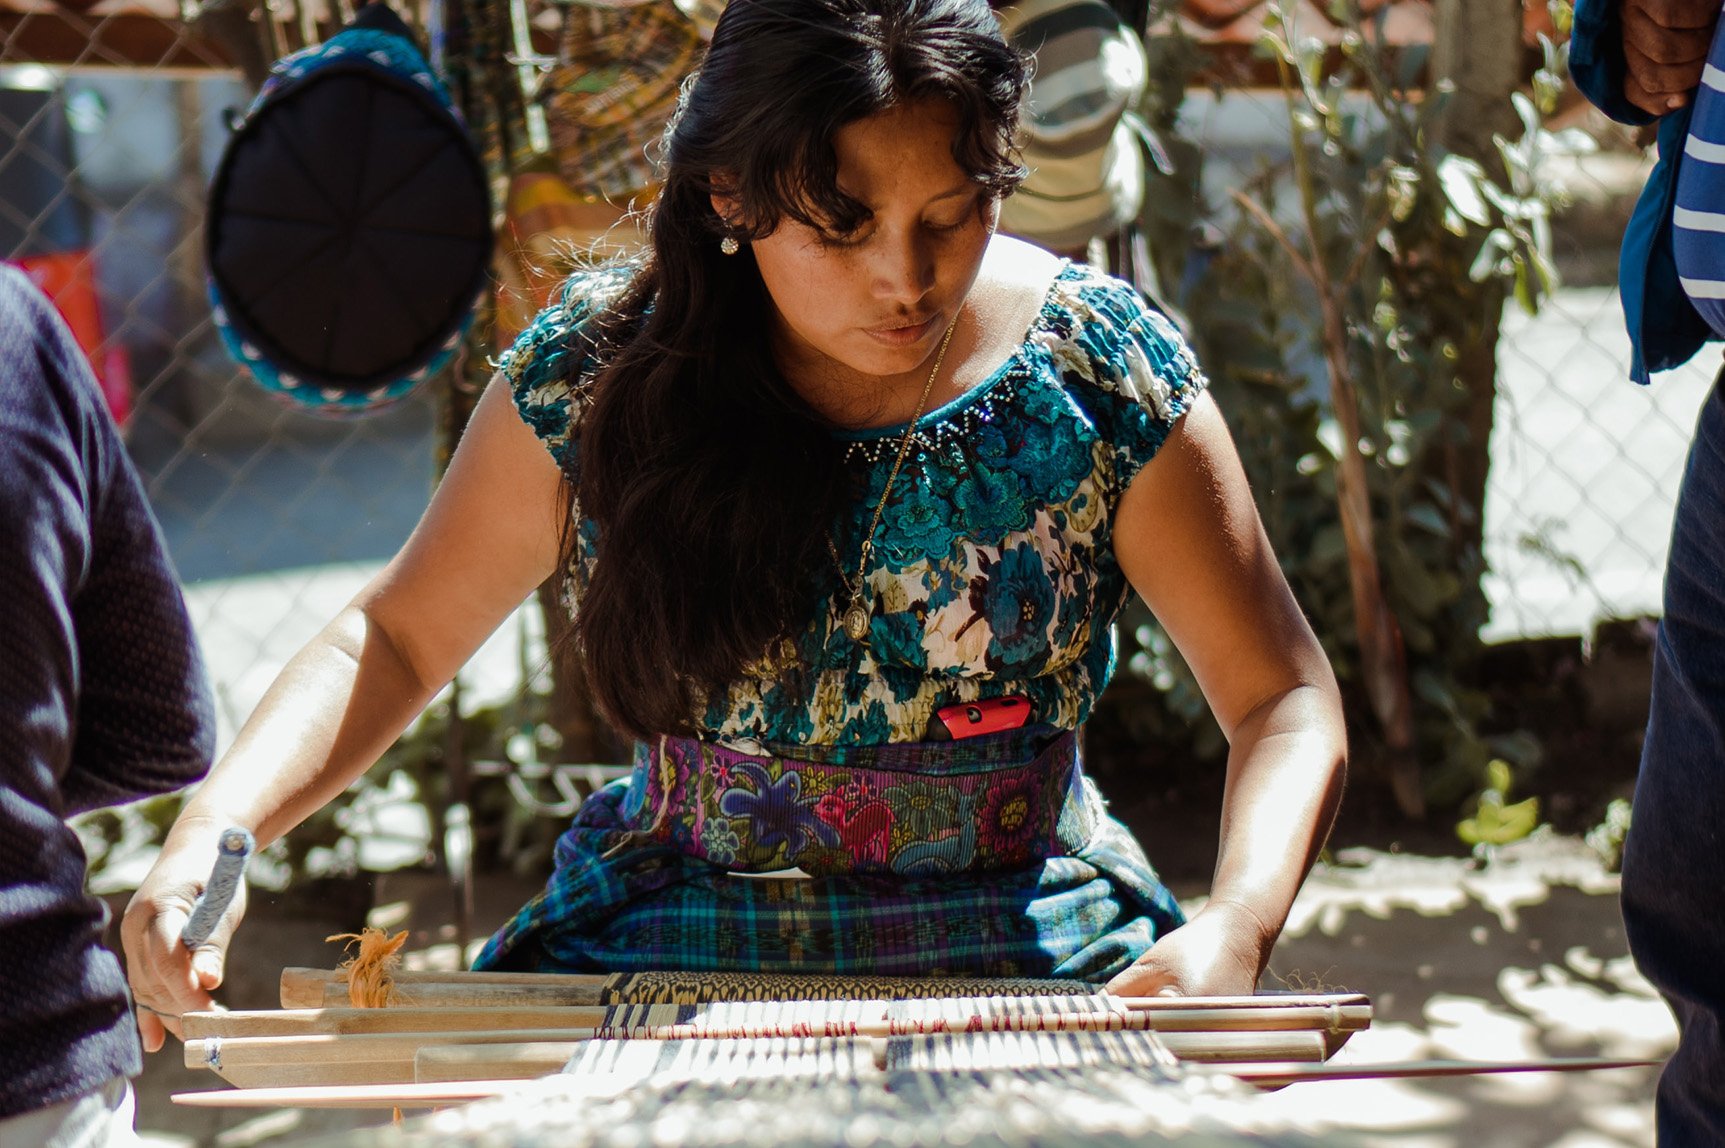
325 927 409 1009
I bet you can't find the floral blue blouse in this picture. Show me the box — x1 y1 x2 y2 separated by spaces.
502 259 1208 748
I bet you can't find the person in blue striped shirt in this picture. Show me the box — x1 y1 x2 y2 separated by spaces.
1675 40 1725 326
1577 0 1725 1142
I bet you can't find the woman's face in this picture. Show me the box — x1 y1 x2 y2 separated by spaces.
728 99 998 390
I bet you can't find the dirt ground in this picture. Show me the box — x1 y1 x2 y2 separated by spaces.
120 829 1674 1148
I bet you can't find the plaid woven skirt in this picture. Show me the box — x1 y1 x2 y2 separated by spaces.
472 727 1185 981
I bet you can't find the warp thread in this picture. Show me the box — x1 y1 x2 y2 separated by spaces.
326 926 409 1008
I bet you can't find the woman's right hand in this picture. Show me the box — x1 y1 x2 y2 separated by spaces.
121 817 250 1051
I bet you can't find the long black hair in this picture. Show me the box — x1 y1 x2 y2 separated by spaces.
570 0 1027 741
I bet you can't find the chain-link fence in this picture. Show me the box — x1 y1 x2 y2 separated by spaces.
1174 83 1710 648
0 5 507 763
0 7 1700 754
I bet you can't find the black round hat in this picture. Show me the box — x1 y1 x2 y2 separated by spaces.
206 4 493 410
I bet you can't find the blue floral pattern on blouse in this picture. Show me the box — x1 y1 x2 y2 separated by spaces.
498 260 1208 747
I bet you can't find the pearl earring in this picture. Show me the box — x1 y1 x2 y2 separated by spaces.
720 236 740 255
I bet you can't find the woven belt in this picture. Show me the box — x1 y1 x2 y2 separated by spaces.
620 727 1097 878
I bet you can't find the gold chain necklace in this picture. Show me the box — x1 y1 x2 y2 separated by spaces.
828 319 959 643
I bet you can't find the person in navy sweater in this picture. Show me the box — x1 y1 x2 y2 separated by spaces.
0 265 215 1146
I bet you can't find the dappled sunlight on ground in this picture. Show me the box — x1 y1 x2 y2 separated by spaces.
1237 835 1676 1146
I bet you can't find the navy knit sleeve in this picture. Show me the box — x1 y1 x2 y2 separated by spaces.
0 267 215 815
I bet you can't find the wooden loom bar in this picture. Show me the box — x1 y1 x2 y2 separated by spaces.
280 968 606 1009
185 1020 1331 1089
279 967 1367 1015
191 1010 1336 1068
183 1007 613 1039
416 1042 579 1083
191 1001 1370 1041
309 982 608 1009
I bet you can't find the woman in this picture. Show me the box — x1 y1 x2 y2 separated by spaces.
124 0 1345 1049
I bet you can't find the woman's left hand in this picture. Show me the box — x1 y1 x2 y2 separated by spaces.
1103 901 1271 999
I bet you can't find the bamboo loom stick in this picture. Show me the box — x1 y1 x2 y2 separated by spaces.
282 967 1080 1009
282 958 1366 1006
171 1054 1668 1111
280 966 605 1009
309 982 613 1009
282 966 1367 1017
186 1029 600 1071
187 1026 1332 1089
1118 993 1368 1012
186 1030 597 1090
185 1007 612 1039
173 1080 516 1109
190 1014 1333 1067
1227 1056 1666 1088
189 1001 1370 1042
188 1061 419 1090
416 1042 578 1083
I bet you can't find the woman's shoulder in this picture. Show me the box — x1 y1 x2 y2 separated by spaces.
977 237 1188 363
499 263 638 466
498 264 637 390
1022 257 1208 487
1036 262 1201 390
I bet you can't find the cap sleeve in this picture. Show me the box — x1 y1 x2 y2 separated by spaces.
497 265 632 474
1058 270 1209 497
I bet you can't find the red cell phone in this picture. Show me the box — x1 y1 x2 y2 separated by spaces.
936 695 1032 739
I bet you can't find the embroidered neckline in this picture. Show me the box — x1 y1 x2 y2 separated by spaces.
832 260 1083 448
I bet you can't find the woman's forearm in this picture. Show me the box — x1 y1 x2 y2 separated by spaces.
175 603 444 851
1204 682 1347 964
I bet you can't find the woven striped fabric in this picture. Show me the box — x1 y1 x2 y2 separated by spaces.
1674 28 1725 336
597 970 1093 1004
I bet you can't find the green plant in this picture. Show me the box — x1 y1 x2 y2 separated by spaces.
1113 2 1570 816
1457 758 1541 847
1585 797 1632 871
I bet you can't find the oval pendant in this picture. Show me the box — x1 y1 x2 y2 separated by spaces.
842 602 870 642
